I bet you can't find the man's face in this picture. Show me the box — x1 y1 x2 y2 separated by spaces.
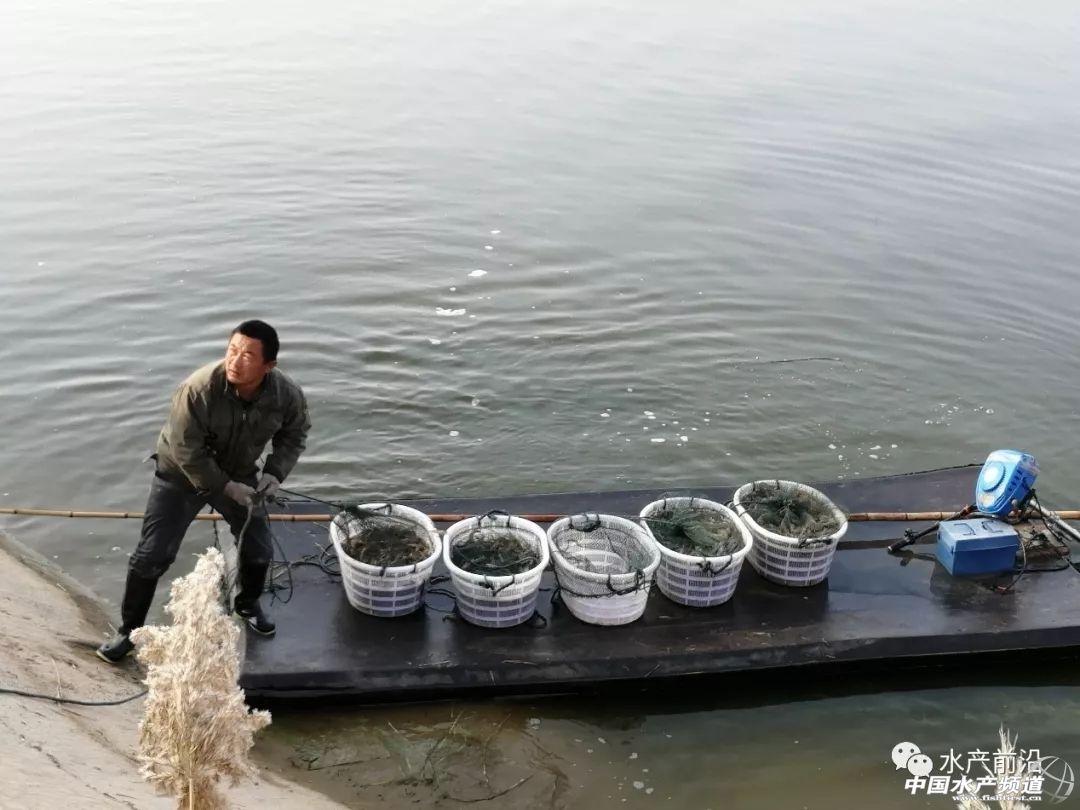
224 333 275 390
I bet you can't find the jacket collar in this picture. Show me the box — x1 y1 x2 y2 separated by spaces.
216 361 272 403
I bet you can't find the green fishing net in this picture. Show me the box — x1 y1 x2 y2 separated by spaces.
338 507 431 567
645 505 745 557
450 525 541 577
739 482 843 541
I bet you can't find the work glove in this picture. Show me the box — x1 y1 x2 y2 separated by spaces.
223 480 255 507
255 472 281 501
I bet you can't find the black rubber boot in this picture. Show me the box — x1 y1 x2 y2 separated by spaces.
96 570 158 663
234 565 275 637
119 570 159 634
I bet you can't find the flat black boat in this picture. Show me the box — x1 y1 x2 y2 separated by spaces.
239 465 1080 702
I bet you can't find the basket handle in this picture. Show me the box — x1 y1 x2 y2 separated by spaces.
480 508 512 526
569 512 602 532
605 569 646 596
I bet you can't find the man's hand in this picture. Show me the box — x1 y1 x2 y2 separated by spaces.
224 481 255 507
255 473 281 501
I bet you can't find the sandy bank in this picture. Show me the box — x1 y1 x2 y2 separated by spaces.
0 530 348 810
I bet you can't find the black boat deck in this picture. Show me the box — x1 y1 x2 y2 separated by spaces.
240 465 1080 701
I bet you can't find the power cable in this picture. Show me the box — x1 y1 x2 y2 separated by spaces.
0 685 147 706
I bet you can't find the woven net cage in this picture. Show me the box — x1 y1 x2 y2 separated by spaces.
734 480 846 588
448 518 543 577
639 496 753 607
334 504 436 568
736 480 843 544
642 500 746 557
443 513 550 628
549 513 659 598
329 503 441 617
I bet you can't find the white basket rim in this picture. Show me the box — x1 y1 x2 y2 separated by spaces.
547 513 661 584
330 502 442 574
639 496 753 566
733 480 848 546
443 514 550 586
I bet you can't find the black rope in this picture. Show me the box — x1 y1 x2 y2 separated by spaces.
264 510 295 606
551 568 649 600
985 490 1080 594
607 569 646 596
0 686 147 706
281 486 782 555
206 493 300 608
993 535 1028 595
210 504 238 605
697 556 733 576
483 574 517 596
209 496 262 599
425 589 459 614
276 486 344 510
283 538 341 578
797 536 835 549
1032 494 1080 578
423 575 457 612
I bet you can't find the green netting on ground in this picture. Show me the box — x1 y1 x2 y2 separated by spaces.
739 482 843 540
338 508 430 567
449 525 541 576
644 505 745 557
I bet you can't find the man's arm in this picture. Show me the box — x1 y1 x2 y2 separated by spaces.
161 385 231 494
262 388 310 483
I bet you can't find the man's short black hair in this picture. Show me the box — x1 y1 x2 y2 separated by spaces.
232 320 280 362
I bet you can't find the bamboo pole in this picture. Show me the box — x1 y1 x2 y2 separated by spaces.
1 506 1078 522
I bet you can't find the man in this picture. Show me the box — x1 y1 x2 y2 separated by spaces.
97 319 311 663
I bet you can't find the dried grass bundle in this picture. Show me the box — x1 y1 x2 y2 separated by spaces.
130 547 271 810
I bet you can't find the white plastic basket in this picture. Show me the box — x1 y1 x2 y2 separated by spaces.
329 503 442 617
639 496 753 607
443 512 549 628
547 513 661 626
733 480 847 587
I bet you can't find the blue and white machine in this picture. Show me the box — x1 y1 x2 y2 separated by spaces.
890 448 1040 558
893 448 1078 578
929 449 1037 575
975 449 1039 517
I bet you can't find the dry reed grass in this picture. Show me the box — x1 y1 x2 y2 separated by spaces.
130 547 271 809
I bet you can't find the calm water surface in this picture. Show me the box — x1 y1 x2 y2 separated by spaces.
2 1 1079 806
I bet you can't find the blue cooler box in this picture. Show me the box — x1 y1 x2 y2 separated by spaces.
935 519 1019 576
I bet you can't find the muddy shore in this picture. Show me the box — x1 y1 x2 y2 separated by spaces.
0 530 648 810
0 530 351 809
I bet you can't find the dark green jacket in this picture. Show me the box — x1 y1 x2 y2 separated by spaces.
155 361 310 494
